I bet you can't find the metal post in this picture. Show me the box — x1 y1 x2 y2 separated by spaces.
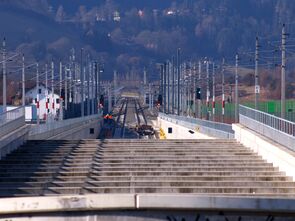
235 54 239 122
255 37 260 110
177 48 180 115
212 62 215 121
281 24 286 119
2 38 6 112
80 48 84 117
36 63 39 125
222 58 225 122
22 54 25 107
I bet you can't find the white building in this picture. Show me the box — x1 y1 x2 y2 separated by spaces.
25 84 61 121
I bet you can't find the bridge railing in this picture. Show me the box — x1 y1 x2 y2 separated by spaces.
0 107 24 126
159 113 234 139
0 107 25 137
239 105 295 150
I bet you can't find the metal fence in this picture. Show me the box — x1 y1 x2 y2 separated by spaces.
159 113 234 139
239 105 295 151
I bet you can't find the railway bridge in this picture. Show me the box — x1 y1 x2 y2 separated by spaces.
0 96 295 220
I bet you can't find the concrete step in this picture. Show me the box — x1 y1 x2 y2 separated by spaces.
0 139 294 197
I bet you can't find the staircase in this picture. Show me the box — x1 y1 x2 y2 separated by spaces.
0 139 295 197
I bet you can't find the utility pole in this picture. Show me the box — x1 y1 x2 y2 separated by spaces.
172 56 175 113
108 83 112 112
59 61 62 102
95 62 98 114
114 70 117 106
197 60 202 118
281 24 286 119
192 62 196 117
143 67 146 105
222 58 225 123
206 60 210 112
167 61 170 114
59 61 63 120
72 49 77 105
149 83 152 110
254 37 260 110
235 54 239 123
80 48 84 117
163 62 167 113
65 65 68 111
2 38 6 113
177 48 180 115
91 63 95 115
36 63 39 125
160 64 164 112
45 64 48 120
51 60 55 118
87 56 90 116
22 54 25 107
212 62 215 121
69 56 73 104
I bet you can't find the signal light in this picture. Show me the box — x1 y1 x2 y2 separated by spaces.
196 88 201 100
157 95 163 106
99 95 104 107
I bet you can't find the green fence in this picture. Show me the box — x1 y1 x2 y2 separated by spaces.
199 99 295 123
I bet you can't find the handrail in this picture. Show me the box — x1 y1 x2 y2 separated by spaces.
239 105 295 136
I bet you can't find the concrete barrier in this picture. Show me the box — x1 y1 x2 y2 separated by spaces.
137 194 295 213
1 194 295 215
0 125 29 160
233 123 295 181
158 113 234 139
28 115 103 140
0 194 135 215
158 117 213 139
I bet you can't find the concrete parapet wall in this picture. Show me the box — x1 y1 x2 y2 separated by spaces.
0 125 29 160
158 114 234 139
28 115 103 140
158 117 213 139
233 124 295 181
1 194 295 216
